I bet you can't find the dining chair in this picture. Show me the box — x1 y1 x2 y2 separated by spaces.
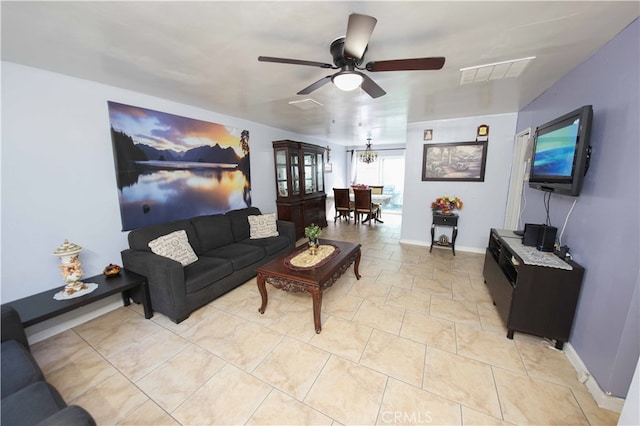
353 189 380 225
370 185 384 195
333 188 353 223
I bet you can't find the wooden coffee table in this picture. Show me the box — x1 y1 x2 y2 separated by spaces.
257 239 361 333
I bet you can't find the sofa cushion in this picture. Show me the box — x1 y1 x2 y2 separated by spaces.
248 213 279 239
226 207 261 242
148 230 198 266
240 235 292 256
1 340 45 398
1 381 66 426
191 214 235 252
203 243 265 271
183 257 234 294
128 219 202 254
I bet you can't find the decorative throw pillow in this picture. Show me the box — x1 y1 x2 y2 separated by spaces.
248 213 279 239
148 230 198 266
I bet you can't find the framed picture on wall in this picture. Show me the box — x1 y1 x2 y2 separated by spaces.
422 141 488 181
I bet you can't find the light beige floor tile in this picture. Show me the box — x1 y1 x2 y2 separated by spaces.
305 356 387 425
352 298 405 334
247 389 333 425
386 286 430 314
348 278 391 300
461 406 513 425
452 280 493 305
360 329 425 387
117 400 179 426
72 307 141 342
321 289 363 320
136 344 226 413
309 316 373 362
45 347 118 401
253 336 330 400
400 310 456 353
423 346 502 418
516 338 587 392
172 363 272 425
70 373 149 425
430 295 481 327
151 304 218 335
572 388 620 425
493 367 589 425
91 317 166 358
181 308 283 370
31 330 94 374
377 378 461 425
477 303 509 334
266 301 321 341
107 327 190 382
412 276 453 297
376 271 414 289
456 324 526 374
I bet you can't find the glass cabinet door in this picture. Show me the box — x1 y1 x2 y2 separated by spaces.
303 151 318 193
290 150 300 195
316 153 324 192
275 149 288 197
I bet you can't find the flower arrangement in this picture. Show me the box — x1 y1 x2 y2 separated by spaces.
352 184 369 190
431 196 463 213
304 223 322 240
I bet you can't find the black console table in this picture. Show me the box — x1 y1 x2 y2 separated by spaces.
4 269 152 328
482 229 584 349
430 213 458 255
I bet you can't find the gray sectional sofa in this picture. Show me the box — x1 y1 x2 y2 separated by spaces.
121 207 296 323
1 305 96 426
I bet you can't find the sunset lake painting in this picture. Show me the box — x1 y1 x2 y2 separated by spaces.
107 101 251 231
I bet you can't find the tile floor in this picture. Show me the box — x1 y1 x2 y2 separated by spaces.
31 214 620 425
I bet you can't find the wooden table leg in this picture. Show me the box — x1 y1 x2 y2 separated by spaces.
311 290 323 333
354 249 362 280
257 273 268 314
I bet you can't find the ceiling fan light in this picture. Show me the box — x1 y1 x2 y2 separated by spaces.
332 71 364 91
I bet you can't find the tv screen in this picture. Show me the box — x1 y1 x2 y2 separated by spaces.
529 105 593 196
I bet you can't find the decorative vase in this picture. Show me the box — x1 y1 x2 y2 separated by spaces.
53 240 85 292
308 238 319 255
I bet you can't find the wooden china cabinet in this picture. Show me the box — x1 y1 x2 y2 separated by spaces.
273 140 327 239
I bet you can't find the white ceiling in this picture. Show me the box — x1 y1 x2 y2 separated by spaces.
2 1 638 146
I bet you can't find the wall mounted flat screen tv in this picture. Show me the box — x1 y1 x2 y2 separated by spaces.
528 105 593 196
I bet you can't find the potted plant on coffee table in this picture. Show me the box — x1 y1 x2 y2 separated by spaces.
305 224 322 254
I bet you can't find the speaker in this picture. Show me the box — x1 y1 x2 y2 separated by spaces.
522 224 557 252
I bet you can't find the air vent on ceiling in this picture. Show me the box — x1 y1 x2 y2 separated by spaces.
288 98 324 110
459 56 535 85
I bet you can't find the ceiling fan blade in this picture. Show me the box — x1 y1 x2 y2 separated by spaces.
365 57 446 72
344 13 377 60
360 74 386 99
297 75 333 95
258 56 334 69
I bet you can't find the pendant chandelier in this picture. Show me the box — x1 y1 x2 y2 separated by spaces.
359 138 378 164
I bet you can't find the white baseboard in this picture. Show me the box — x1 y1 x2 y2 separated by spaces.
398 239 485 254
564 342 626 412
25 295 123 344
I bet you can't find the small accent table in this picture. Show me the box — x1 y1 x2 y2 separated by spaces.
430 213 459 255
4 269 152 327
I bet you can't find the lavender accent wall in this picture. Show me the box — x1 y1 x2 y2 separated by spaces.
516 19 639 398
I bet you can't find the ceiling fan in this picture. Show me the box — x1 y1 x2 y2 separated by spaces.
258 13 445 99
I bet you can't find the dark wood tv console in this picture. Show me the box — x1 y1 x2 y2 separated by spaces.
482 229 584 349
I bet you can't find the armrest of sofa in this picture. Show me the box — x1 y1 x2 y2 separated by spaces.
121 249 188 321
276 220 296 245
1 305 29 350
36 405 96 426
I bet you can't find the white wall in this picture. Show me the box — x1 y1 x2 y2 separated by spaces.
1 62 329 304
401 114 517 251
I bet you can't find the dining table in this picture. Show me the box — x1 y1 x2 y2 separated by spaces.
349 193 392 223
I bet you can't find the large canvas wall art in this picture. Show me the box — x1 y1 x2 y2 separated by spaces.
108 101 251 231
